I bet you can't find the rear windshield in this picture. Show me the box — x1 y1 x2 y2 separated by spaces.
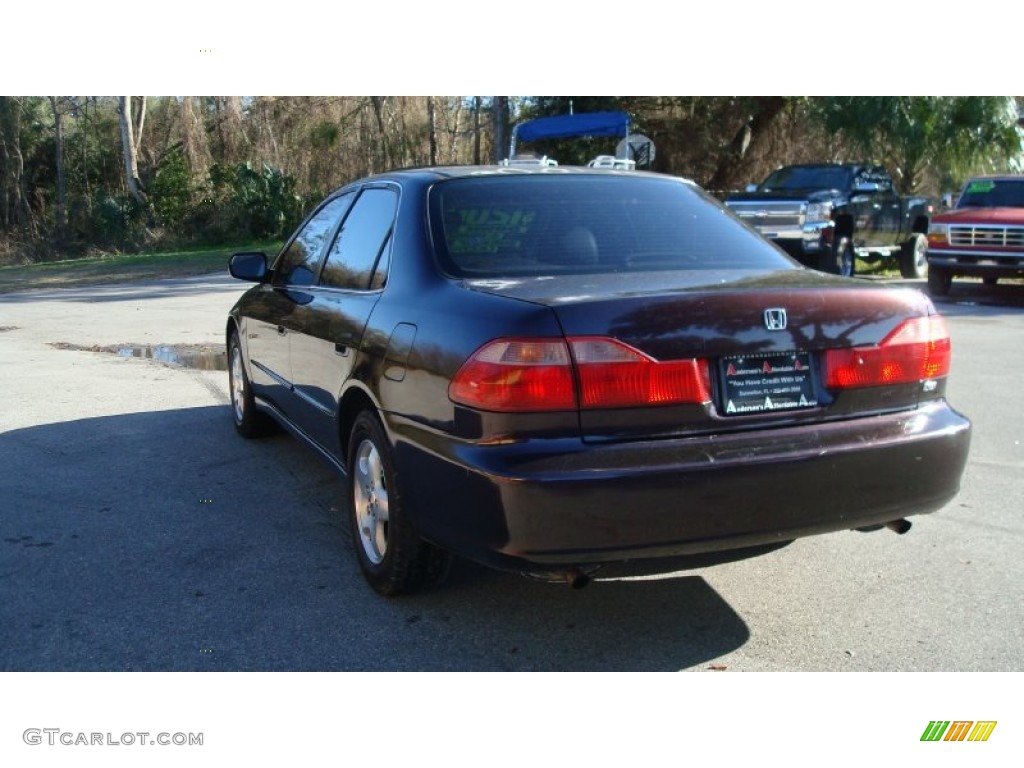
957 178 1024 208
759 166 852 192
429 174 794 277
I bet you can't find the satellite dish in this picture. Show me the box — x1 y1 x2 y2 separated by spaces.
616 133 656 167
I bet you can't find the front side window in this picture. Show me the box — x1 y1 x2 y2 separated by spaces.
273 194 353 286
430 175 795 278
321 187 398 290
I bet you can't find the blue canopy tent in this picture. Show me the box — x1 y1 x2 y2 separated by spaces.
509 111 631 159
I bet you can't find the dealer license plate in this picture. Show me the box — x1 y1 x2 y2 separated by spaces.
718 351 819 416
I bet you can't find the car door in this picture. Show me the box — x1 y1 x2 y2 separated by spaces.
288 185 399 455
244 194 352 417
849 166 881 247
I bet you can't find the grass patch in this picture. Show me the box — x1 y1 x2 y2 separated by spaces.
0 242 280 295
854 257 899 277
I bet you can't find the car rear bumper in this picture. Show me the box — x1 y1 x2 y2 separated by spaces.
392 401 971 571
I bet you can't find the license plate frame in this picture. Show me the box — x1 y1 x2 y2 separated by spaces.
718 351 819 417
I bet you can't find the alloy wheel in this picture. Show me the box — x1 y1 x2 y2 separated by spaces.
353 438 389 564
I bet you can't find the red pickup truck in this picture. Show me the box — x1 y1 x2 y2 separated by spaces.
926 176 1024 295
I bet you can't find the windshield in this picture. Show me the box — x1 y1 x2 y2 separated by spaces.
429 175 795 278
759 166 852 192
957 178 1024 208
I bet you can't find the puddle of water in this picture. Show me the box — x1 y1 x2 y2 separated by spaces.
114 344 227 371
50 342 227 371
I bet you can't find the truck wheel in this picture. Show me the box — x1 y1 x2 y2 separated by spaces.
899 234 928 279
820 236 854 277
927 266 952 297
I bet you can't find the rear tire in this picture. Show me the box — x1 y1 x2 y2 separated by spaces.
927 266 952 297
347 410 451 596
899 233 929 279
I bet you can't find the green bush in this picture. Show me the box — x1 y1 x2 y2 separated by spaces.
149 150 193 231
205 161 303 241
87 189 148 249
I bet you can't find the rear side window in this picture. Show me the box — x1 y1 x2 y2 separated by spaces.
761 166 852 192
321 187 398 290
430 175 793 277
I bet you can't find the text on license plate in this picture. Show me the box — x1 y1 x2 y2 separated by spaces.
719 351 819 416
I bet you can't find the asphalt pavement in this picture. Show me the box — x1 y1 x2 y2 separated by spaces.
1 273 1021 671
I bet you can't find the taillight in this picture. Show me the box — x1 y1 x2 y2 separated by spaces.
570 338 711 408
824 315 951 389
449 337 710 412
448 339 576 412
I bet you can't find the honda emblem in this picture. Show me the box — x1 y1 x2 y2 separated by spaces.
764 308 787 331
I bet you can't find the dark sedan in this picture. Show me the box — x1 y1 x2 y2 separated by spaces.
226 166 971 595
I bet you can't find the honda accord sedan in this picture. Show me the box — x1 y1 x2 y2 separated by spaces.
226 166 971 595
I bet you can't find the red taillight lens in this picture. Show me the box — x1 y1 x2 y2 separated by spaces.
448 339 576 412
824 315 951 389
570 338 711 408
449 337 711 412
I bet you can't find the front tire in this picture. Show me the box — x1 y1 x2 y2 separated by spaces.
228 331 274 438
899 233 929 279
820 235 855 277
927 266 952 297
347 411 451 596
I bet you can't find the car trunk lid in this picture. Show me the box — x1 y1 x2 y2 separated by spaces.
462 268 939 441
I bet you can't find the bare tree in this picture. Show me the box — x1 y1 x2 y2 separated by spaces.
442 97 463 163
370 97 391 170
427 96 437 166
0 96 33 233
473 96 481 165
48 97 74 239
118 96 147 205
491 97 509 162
706 97 789 192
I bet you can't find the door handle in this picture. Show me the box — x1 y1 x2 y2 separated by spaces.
276 325 287 336
335 343 350 357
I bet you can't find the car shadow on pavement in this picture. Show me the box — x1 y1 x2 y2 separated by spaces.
0 406 749 672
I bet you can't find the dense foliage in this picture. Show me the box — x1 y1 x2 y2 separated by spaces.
1 96 1021 265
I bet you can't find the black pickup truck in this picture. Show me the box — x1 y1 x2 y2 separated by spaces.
724 164 933 278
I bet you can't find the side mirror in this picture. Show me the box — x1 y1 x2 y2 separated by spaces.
229 252 268 282
745 184 758 193
941 193 953 209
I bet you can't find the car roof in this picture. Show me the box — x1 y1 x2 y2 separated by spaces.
366 164 692 184
766 162 872 171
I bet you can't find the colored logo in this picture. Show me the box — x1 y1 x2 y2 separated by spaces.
920 721 997 742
